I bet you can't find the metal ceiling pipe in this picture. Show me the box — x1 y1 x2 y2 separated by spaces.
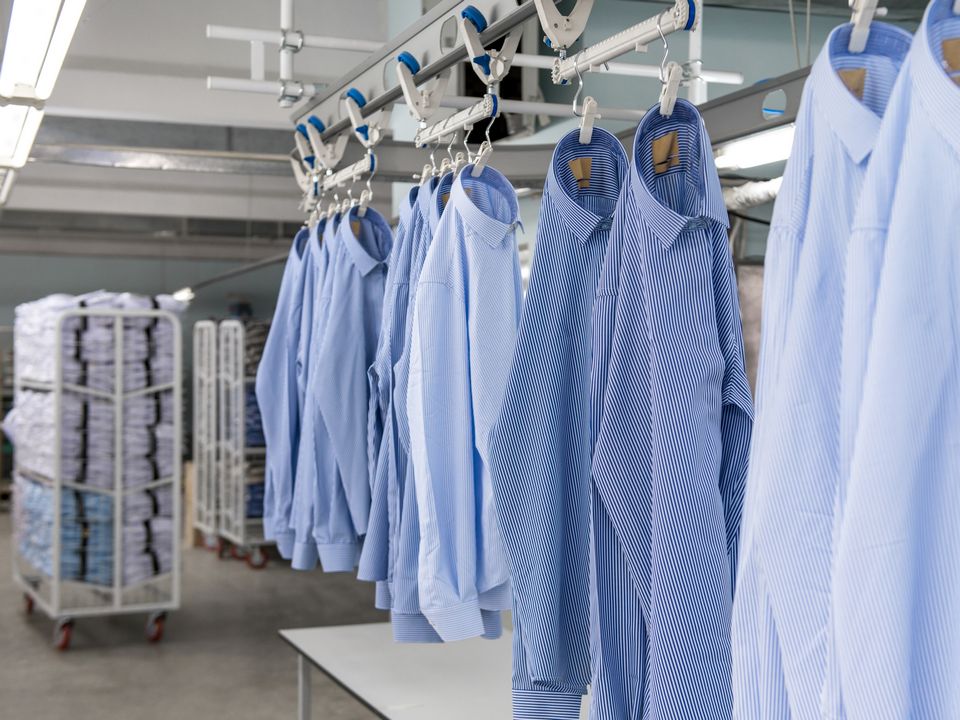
206 25 382 53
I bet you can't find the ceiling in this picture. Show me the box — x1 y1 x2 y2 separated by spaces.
0 0 928 258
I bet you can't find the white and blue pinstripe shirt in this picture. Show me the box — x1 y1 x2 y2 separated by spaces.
359 187 418 608
257 227 310 556
407 165 522 642
590 98 752 720
833 3 960 717
732 21 910 720
489 127 628 720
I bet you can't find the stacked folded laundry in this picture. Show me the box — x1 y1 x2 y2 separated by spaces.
244 386 265 447
7 292 182 588
242 320 269 375
245 457 266 518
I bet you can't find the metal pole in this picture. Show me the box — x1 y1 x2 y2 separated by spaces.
112 314 123 609
687 5 708 103
207 24 382 52
298 654 312 720
171 312 182 609
279 0 294 83
52 314 64 615
507 52 743 85
438 95 648 122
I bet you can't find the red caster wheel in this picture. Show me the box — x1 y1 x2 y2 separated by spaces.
24 593 34 615
245 546 268 570
54 619 74 651
146 612 166 643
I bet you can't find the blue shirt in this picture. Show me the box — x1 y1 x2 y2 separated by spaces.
489 127 627 719
590 98 752 720
257 226 310 556
310 207 392 571
358 188 417 598
732 22 910 720
407 165 522 642
289 215 340 570
834 4 960 717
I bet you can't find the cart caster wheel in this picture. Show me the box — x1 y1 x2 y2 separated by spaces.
230 544 245 561
146 612 166 643
246 546 268 569
24 593 34 615
54 619 74 651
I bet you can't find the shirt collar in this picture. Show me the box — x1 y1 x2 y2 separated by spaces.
811 22 912 165
546 127 628 245
451 165 521 248
399 185 418 229
337 206 391 277
630 98 729 249
292 226 310 260
427 172 454 237
309 217 326 266
914 0 960 157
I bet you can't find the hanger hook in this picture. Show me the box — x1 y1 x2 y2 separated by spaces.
483 112 495 147
656 10 670 83
571 54 585 117
429 137 440 172
462 125 473 161
446 130 457 161
365 150 377 195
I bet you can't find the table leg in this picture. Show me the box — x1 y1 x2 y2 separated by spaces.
298 654 311 720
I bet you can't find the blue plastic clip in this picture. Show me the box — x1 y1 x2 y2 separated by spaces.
460 5 488 33
345 88 367 108
397 51 421 75
307 116 326 133
684 0 696 30
296 123 309 139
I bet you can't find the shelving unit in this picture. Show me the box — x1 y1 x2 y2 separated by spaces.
192 321 219 546
217 319 271 568
0 327 13 510
11 307 182 649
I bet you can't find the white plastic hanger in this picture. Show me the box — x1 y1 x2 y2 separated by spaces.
471 112 497 177
571 56 600 144
848 0 886 53
656 12 682 117
358 152 376 217
532 0 595 54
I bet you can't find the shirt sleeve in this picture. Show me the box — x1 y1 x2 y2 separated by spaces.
407 279 486 641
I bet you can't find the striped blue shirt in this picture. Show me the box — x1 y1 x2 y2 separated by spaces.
732 21 910 720
407 164 521 642
489 127 628 719
289 215 340 570
359 187 418 604
309 206 392 571
257 227 310 555
590 98 752 719
834 3 960 717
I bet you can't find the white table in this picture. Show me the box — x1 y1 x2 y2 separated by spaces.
280 623 588 719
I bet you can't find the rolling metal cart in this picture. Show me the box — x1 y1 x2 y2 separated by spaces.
216 319 271 569
192 321 219 547
12 307 182 650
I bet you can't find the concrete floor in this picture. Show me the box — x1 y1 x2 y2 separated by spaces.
0 512 385 720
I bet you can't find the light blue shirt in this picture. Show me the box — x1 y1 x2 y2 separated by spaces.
311 206 392 570
489 127 627 720
257 227 310 556
289 215 340 570
407 165 521 642
359 187 417 604
590 98 752 720
732 21 910 720
834 3 960 717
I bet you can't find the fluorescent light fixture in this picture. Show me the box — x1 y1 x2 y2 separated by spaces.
0 0 87 100
714 124 796 171
0 168 17 205
0 105 44 167
172 287 195 304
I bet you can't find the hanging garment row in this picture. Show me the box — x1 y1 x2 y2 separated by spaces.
737 1 960 719
256 0 959 715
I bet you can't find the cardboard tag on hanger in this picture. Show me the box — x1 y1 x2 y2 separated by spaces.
943 39 960 85
568 158 592 189
838 68 866 100
351 219 361 237
652 131 680 174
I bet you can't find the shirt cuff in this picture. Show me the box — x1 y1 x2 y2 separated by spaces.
512 689 584 720
391 612 443 643
274 529 295 560
375 581 392 611
316 542 360 573
290 538 318 571
424 599 486 642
